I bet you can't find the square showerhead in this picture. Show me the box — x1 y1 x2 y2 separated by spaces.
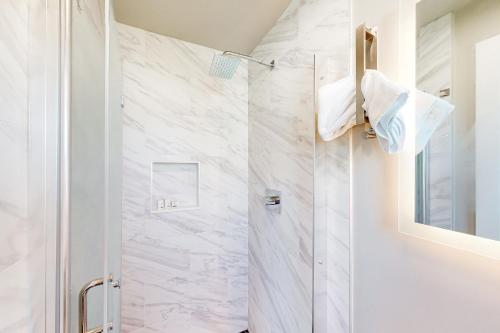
209 53 241 79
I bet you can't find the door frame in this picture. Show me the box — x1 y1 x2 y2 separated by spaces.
27 0 70 332
59 0 72 332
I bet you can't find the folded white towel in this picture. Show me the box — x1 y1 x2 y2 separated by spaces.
317 77 356 141
415 90 455 154
361 70 409 154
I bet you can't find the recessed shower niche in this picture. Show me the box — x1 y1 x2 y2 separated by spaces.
150 161 200 213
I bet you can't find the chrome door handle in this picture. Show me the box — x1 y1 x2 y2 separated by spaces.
79 276 114 333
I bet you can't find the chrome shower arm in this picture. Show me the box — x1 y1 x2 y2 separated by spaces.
222 51 275 69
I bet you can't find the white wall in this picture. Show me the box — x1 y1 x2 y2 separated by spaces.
118 23 249 333
353 134 500 332
352 1 500 332
248 0 350 331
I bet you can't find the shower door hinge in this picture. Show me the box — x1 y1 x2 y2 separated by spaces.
110 279 121 289
120 96 125 109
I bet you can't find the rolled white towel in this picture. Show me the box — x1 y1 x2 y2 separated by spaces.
415 90 455 154
317 76 356 141
361 70 409 154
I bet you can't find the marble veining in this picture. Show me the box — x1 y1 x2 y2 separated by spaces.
248 0 351 332
119 23 248 333
0 1 45 332
417 14 454 229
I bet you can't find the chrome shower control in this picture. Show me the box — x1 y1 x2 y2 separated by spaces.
265 196 280 206
264 189 281 213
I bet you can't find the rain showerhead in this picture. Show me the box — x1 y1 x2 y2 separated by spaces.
209 51 275 79
209 53 242 79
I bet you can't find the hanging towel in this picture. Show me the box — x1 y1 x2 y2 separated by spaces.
361 69 409 154
415 90 455 154
317 76 356 141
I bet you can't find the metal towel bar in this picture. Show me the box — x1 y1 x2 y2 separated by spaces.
356 24 378 139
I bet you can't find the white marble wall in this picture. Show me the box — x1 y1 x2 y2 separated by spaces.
118 24 248 333
248 0 351 332
0 1 45 332
416 14 454 229
0 0 30 329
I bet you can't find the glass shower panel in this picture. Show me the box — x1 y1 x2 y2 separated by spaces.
67 1 122 331
69 0 108 332
313 55 351 333
105 2 123 330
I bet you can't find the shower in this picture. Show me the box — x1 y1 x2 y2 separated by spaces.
209 50 275 79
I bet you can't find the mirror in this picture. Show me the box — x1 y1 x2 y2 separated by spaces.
414 0 500 241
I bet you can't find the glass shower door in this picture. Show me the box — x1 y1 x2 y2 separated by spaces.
68 0 108 331
65 0 121 332
105 2 123 331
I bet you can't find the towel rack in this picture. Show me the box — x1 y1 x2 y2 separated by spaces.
356 24 378 139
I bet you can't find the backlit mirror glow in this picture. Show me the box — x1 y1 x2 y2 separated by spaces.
414 0 500 241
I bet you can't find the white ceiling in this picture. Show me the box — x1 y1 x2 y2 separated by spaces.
114 0 291 54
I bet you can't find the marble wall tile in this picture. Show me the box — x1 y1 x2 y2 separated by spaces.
248 0 351 332
119 23 248 333
416 14 454 229
0 1 44 332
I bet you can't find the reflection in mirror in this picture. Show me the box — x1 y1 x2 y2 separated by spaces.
414 0 500 240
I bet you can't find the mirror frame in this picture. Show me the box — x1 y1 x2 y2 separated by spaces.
397 0 500 260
